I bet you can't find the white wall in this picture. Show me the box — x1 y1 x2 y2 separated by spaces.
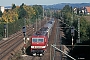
0 6 5 13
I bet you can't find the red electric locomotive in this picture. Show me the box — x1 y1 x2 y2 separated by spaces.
30 31 48 56
30 18 55 56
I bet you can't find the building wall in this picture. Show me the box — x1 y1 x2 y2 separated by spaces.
85 6 90 15
0 6 5 13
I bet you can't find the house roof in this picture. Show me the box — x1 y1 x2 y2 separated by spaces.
85 6 90 13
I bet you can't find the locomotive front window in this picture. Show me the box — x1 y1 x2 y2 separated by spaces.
32 38 44 42
38 39 44 42
32 38 37 42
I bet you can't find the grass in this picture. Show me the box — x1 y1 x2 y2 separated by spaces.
84 15 90 22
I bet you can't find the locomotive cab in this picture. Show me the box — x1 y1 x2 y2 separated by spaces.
30 31 48 56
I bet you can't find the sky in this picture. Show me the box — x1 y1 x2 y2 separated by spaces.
0 0 90 6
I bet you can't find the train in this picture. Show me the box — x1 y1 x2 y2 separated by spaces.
30 18 55 56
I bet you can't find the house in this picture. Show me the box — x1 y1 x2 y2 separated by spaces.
73 6 90 15
73 7 77 14
78 6 90 15
0 6 5 13
81 7 86 14
85 6 90 15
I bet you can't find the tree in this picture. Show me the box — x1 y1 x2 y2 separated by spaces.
18 7 26 19
87 23 90 40
80 17 89 41
61 5 73 26
12 4 16 9
62 5 71 12
2 9 18 23
23 5 35 19
32 5 43 17
0 11 2 17
20 3 25 7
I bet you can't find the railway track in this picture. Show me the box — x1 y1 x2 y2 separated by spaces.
0 28 29 60
52 19 62 60
0 18 48 60
0 31 22 49
0 37 23 60
51 19 68 60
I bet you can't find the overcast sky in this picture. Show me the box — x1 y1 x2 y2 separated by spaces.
0 0 90 6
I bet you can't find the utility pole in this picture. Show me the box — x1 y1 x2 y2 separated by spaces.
71 7 73 26
36 18 37 31
77 18 80 43
39 15 41 28
7 19 8 38
71 27 75 49
24 18 26 27
4 24 7 38
46 10 47 23
71 7 74 48
33 24 34 32
43 6 44 18
50 7 52 19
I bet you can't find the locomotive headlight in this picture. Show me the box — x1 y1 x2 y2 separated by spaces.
47 31 48 32
31 46 34 48
42 46 46 48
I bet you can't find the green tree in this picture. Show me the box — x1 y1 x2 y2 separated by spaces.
80 17 89 41
61 5 73 26
32 5 43 17
18 7 27 19
20 3 25 7
0 10 3 17
87 23 90 40
62 5 71 12
12 4 16 9
23 5 35 18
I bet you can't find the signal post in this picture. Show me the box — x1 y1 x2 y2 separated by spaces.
22 26 27 55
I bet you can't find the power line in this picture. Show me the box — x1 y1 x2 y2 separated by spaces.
51 44 76 60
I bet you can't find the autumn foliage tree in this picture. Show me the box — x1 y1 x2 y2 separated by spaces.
2 9 18 23
0 3 43 39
